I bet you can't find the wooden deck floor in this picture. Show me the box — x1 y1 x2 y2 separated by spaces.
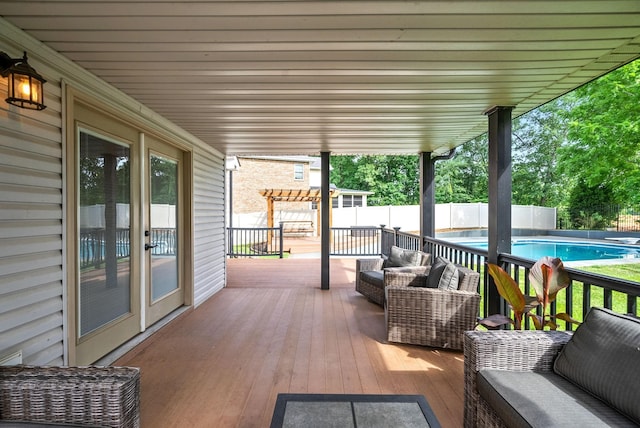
115 258 465 427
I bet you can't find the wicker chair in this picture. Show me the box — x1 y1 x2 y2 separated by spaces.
0 365 140 427
355 250 431 306
463 330 572 428
385 265 481 350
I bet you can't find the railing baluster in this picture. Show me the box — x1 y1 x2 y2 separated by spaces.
565 283 574 331
583 283 591 319
627 295 637 316
603 288 613 310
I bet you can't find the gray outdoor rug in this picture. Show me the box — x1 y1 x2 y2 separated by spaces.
270 393 441 428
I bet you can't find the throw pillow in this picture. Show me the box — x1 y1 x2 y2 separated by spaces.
553 307 640 424
426 256 457 289
386 246 421 267
418 252 431 266
437 262 459 290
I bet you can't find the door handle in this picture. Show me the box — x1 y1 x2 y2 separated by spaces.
145 243 158 251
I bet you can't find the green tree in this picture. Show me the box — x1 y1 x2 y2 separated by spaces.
330 155 419 205
512 99 570 207
567 177 618 229
329 155 359 191
150 156 177 204
435 135 488 203
80 155 130 206
559 60 640 204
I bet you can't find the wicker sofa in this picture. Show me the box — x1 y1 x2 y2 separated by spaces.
464 307 640 427
0 365 140 427
385 264 481 350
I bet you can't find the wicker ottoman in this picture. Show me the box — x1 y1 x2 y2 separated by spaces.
0 366 140 428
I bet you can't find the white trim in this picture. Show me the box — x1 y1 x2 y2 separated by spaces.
61 79 69 365
293 163 305 181
139 132 147 333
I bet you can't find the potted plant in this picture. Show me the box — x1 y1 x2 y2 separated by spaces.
478 256 580 330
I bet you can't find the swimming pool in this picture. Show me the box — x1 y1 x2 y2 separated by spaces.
459 239 640 262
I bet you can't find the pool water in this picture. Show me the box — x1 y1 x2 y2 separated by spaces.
461 239 640 262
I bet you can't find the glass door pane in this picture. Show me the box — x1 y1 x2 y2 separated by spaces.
78 131 131 336
149 154 178 301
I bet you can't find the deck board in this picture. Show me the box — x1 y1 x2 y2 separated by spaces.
116 257 464 427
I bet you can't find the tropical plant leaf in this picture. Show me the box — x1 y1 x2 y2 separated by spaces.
547 259 571 302
529 257 550 303
486 258 572 331
522 295 540 314
555 312 582 325
476 314 513 329
529 314 543 330
487 263 525 312
529 257 571 304
541 263 551 309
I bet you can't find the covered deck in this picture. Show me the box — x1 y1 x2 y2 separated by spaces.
115 258 464 427
1 4 639 427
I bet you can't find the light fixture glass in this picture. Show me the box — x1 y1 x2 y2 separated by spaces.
1 51 47 111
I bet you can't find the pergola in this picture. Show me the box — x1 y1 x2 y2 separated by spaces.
260 188 339 238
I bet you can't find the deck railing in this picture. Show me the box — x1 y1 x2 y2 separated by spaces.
227 224 284 258
423 236 640 327
352 229 640 325
79 228 131 269
79 227 176 269
330 226 381 256
225 224 640 325
423 237 490 317
329 226 423 256
379 227 423 255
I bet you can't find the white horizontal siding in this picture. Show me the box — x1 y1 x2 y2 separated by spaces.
0 235 61 259
21 329 65 366
1 29 229 365
0 42 64 365
193 146 226 307
0 203 62 221
1 266 62 296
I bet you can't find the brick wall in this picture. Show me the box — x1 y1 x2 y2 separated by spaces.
233 157 310 214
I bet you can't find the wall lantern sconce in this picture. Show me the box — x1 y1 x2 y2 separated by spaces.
0 51 47 110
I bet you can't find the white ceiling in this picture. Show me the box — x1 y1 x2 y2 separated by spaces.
2 1 639 156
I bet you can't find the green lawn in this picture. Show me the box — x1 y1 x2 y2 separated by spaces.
561 263 640 321
579 263 640 282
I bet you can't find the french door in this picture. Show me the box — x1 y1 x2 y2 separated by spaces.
71 98 188 365
144 137 184 326
75 125 141 365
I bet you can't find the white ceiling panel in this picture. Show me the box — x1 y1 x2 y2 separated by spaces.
1 0 639 155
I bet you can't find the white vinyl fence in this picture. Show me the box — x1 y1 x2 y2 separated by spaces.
80 204 176 228
232 203 557 232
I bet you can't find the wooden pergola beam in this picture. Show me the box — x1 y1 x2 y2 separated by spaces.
260 188 338 241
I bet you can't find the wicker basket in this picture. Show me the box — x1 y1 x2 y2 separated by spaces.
0 365 140 428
